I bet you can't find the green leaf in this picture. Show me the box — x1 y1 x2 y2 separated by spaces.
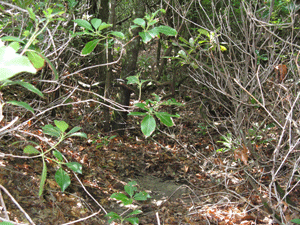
91 18 102 30
133 18 146 28
68 132 87 138
81 39 100 55
125 181 137 198
177 50 187 59
134 191 151 201
7 101 34 113
139 31 153 44
73 19 94 31
105 212 121 224
128 210 142 216
110 193 132 205
141 114 156 137
8 42 20 51
0 221 15 225
110 31 125 39
26 51 45 70
125 217 139 225
39 159 47 196
291 219 300 224
126 75 139 84
97 22 112 31
1 36 25 44
134 102 149 111
54 120 69 133
55 168 71 192
155 112 174 127
24 145 40 155
66 162 82 174
178 37 190 45
198 28 210 38
66 126 82 135
53 150 63 161
42 124 61 138
148 27 160 38
14 81 43 97
157 25 177 36
128 111 147 116
0 46 36 81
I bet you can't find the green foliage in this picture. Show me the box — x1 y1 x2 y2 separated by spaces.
217 133 239 152
291 219 300 224
73 18 125 55
131 9 177 43
24 120 86 196
106 181 150 225
92 134 117 148
172 28 227 68
129 94 181 137
126 73 150 100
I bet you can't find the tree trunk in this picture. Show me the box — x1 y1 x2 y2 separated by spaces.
103 0 117 131
112 0 146 134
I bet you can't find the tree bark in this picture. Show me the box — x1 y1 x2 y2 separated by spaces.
112 0 146 134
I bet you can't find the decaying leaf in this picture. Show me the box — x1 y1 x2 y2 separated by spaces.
234 144 249 165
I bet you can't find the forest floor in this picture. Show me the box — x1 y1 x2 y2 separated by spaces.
1 87 299 225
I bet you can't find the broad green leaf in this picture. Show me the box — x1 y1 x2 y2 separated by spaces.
26 51 45 70
73 19 94 31
133 18 146 28
128 210 142 216
42 124 61 138
125 217 139 225
177 50 187 59
24 145 40 155
1 36 25 44
291 219 300 224
66 162 82 174
134 102 149 111
0 46 36 81
141 114 156 137
157 25 177 36
8 42 20 51
155 112 174 127
198 28 210 38
97 22 112 31
39 159 47 196
134 191 151 201
81 39 100 55
54 120 69 133
105 212 121 224
53 150 63 161
110 193 128 201
91 18 102 30
66 126 82 135
110 31 125 39
125 181 137 198
68 132 87 138
0 221 15 225
105 212 121 219
128 111 147 116
148 27 160 38
126 75 139 84
7 101 34 113
148 19 159 26
55 168 71 192
139 31 153 43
